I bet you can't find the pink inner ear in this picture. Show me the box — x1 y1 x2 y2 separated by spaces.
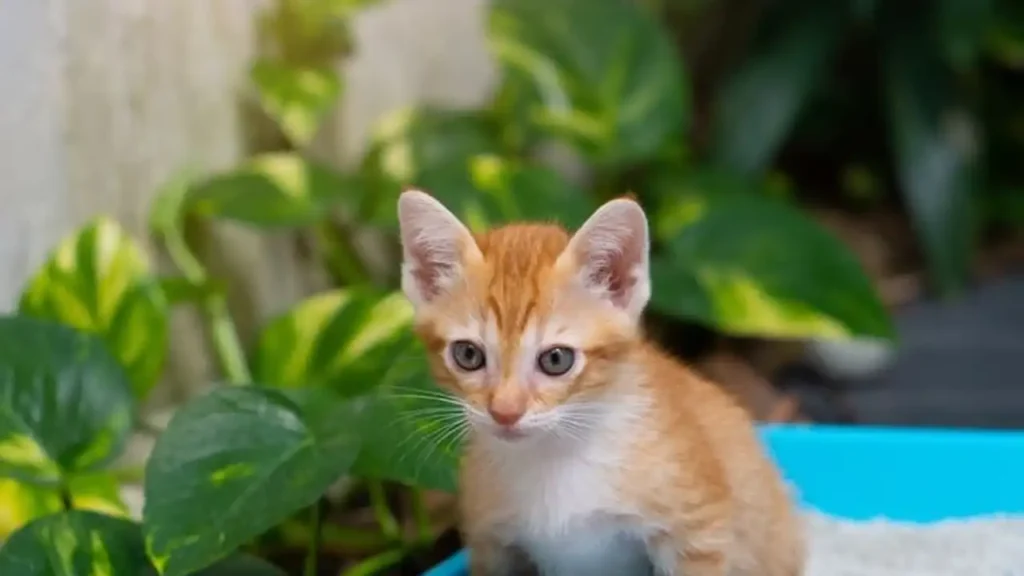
409 243 455 301
573 203 647 310
586 239 641 309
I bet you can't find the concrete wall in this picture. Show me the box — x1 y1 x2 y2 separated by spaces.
0 0 497 408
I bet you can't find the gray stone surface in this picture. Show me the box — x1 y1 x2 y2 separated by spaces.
839 274 1024 428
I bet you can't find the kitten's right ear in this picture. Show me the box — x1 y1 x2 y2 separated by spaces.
397 190 480 309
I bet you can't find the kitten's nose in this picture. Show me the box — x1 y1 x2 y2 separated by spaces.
488 383 526 427
488 404 524 426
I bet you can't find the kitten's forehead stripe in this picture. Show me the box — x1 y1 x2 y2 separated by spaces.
475 223 570 346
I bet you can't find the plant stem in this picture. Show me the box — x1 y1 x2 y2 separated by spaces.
409 489 433 544
367 481 400 541
338 548 405 576
205 296 253 384
60 486 73 511
109 465 147 484
134 417 165 438
304 502 322 576
163 222 252 384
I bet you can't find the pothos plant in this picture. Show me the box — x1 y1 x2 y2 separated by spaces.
0 0 902 574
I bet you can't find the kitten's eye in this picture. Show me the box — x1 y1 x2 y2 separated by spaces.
450 340 486 371
537 346 576 376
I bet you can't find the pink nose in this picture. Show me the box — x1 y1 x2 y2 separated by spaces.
488 405 524 426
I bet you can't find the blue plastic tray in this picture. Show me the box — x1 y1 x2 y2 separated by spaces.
422 423 1024 576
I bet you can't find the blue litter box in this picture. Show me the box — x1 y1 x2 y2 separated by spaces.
423 423 1024 576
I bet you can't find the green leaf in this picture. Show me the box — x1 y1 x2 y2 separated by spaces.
0 472 129 540
250 58 342 147
352 341 462 492
18 218 169 400
487 0 688 166
255 289 416 395
359 106 501 224
256 287 464 491
0 478 63 538
710 1 849 175
0 316 134 486
186 152 355 227
0 511 150 575
143 386 366 576
453 154 595 232
881 2 978 295
0 510 286 576
648 171 893 340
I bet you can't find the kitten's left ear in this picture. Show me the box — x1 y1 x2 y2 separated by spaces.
397 190 481 310
557 196 651 321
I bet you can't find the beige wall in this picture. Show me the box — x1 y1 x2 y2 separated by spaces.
0 0 497 409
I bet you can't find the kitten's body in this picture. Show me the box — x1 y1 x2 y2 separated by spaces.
397 193 804 576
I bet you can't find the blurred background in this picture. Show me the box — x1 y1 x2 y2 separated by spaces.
1 0 1023 572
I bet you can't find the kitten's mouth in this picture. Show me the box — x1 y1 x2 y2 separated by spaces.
494 426 527 441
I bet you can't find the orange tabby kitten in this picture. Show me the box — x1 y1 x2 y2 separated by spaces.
397 190 805 576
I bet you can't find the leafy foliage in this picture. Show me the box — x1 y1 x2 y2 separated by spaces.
0 474 127 539
3 0 1022 573
359 106 502 225
254 289 416 395
648 171 892 339
143 386 367 576
18 218 169 400
350 359 462 493
186 153 356 228
250 58 343 147
710 1 849 175
880 0 979 295
0 511 285 576
0 316 134 485
488 0 689 167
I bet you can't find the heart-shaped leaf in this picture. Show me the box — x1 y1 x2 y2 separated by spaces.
359 107 501 225
352 341 462 492
18 218 169 400
648 170 893 340
255 289 416 395
0 510 286 576
0 511 150 575
250 58 343 147
186 153 355 227
0 315 134 486
256 289 464 491
487 0 688 166
710 1 849 175
143 386 366 576
0 473 128 539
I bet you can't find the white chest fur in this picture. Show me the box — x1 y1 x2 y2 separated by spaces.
485 435 653 576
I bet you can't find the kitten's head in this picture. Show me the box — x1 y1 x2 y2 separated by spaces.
397 190 650 442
